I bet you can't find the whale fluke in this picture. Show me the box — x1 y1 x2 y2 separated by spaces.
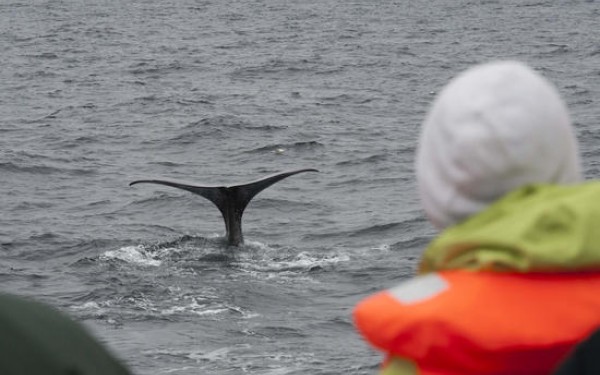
129 168 318 246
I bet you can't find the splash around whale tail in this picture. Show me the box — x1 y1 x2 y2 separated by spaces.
129 168 318 246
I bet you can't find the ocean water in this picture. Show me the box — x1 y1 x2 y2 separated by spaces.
1 1 599 373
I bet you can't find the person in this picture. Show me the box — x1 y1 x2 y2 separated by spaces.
553 327 600 374
353 61 600 375
0 292 132 374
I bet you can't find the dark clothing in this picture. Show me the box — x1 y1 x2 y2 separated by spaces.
0 293 131 375
554 328 600 375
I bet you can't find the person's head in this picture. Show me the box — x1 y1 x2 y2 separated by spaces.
416 61 582 229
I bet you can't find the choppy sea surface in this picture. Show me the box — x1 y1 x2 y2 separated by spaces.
1 1 599 373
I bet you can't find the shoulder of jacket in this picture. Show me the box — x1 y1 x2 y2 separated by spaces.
388 273 450 304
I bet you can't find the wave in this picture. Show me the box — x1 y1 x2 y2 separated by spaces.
245 140 324 154
304 221 403 241
147 160 185 167
25 52 59 59
127 60 186 76
69 287 252 322
9 200 54 210
236 246 350 274
169 116 263 143
230 57 342 80
390 235 432 252
348 222 403 238
179 116 286 132
536 43 571 56
0 161 96 176
101 245 163 266
315 93 376 105
3 149 98 164
335 153 388 166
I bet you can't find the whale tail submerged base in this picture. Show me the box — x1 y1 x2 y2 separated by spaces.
129 168 318 246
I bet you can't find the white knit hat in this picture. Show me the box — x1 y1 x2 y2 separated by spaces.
416 61 582 229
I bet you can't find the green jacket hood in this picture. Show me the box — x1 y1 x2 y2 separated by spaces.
419 182 600 273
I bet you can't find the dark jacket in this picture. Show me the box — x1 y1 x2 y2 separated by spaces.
0 293 132 375
554 328 600 375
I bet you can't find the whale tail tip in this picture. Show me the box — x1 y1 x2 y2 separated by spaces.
129 168 318 246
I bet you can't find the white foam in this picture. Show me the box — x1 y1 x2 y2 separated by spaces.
71 301 102 310
101 245 162 266
243 239 271 251
188 347 233 361
69 301 110 315
160 366 197 374
159 296 245 317
371 243 391 251
243 251 350 273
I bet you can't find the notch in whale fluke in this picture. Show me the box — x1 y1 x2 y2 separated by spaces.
129 168 318 246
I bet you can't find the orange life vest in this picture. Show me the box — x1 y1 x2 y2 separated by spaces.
353 270 600 375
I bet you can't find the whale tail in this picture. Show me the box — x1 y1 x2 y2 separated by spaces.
129 168 318 246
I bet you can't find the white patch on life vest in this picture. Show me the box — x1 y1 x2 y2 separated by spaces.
388 273 449 304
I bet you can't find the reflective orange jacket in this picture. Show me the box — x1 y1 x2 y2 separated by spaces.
354 270 600 375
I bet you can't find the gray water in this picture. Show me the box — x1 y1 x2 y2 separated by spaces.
1 1 599 373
